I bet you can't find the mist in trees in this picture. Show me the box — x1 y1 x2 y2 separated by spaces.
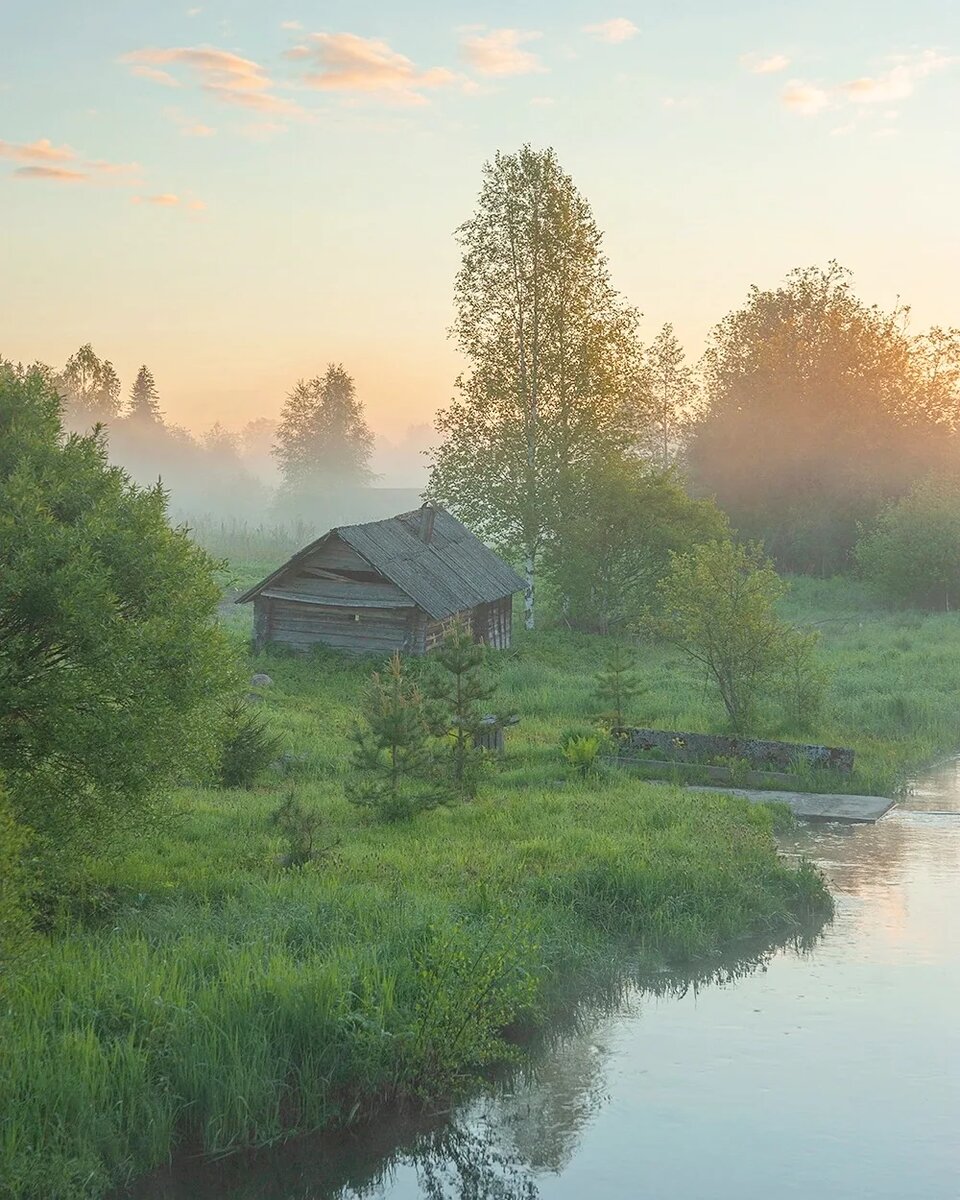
273 363 375 518
687 263 960 573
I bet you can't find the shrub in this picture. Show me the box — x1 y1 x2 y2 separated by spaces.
0 363 237 897
218 698 283 788
648 539 828 732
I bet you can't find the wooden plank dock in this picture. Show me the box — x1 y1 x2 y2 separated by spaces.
687 785 896 824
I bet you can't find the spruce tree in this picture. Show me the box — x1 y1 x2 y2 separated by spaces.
127 365 163 423
426 619 498 800
593 642 640 729
348 653 436 821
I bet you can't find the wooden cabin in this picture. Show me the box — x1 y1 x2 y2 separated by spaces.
237 504 525 656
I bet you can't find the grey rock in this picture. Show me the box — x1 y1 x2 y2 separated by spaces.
250 673 274 687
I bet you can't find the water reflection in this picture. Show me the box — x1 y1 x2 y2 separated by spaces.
126 759 960 1200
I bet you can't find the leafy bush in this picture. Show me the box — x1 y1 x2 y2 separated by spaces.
218 698 283 788
648 539 828 732
855 474 960 610
0 363 237 897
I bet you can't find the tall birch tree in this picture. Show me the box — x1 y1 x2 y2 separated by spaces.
427 146 641 628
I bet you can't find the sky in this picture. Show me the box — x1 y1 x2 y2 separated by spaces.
2 0 959 439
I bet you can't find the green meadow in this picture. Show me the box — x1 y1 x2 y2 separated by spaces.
4 559 960 1200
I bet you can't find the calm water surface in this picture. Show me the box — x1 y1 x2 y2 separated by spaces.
131 760 960 1200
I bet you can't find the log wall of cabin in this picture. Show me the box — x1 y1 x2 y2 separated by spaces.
266 599 418 654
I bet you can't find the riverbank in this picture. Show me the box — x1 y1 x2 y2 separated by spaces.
2 782 826 1200
5 575 960 1199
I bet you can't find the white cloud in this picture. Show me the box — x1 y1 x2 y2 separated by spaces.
459 28 544 77
289 32 458 105
741 52 790 74
280 20 302 31
582 18 639 45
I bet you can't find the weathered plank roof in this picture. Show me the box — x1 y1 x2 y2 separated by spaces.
237 506 525 621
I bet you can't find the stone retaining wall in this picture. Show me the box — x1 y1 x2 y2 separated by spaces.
612 728 854 773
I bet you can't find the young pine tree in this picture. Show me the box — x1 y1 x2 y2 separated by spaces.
593 642 641 729
127 365 163 423
426 619 498 800
349 653 436 821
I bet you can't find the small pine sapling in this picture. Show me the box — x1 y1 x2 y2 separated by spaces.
593 642 640 729
349 652 437 821
426 619 499 800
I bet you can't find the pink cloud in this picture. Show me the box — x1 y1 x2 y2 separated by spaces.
0 137 75 164
122 45 301 115
460 28 544 77
133 193 181 206
741 52 790 75
582 19 639 45
130 65 181 87
781 49 955 120
289 32 457 106
13 165 87 183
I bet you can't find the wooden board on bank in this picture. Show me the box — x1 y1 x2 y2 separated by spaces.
687 785 896 824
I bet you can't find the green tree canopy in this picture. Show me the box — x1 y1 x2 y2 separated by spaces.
0 363 236 891
428 145 643 628
688 263 960 572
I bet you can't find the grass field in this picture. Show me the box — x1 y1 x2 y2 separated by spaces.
4 553 960 1200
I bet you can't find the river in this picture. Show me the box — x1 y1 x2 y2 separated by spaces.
129 759 960 1199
